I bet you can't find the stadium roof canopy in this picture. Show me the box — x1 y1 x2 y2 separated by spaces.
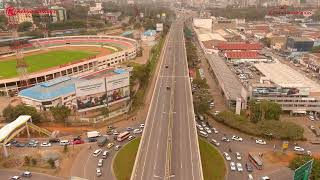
0 115 31 143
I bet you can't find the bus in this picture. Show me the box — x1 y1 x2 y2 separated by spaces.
248 153 263 170
117 131 130 142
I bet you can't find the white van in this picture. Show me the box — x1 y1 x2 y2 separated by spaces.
248 174 253 180
93 149 102 157
59 140 70 146
199 131 208 138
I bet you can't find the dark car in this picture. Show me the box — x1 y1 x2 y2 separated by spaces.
88 138 97 142
15 143 26 147
245 163 253 172
27 142 37 147
127 127 134 131
166 86 171 90
10 140 18 145
49 138 60 143
106 130 113 135
165 65 168 68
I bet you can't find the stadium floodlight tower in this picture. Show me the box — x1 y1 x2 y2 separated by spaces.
7 14 29 92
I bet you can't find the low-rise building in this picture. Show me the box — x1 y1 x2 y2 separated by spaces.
50 6 67 23
224 51 268 64
18 68 130 112
287 36 314 52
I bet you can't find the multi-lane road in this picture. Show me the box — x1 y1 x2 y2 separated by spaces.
131 16 203 180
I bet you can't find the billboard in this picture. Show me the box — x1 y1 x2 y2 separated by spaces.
75 78 108 111
156 23 163 32
106 73 129 91
107 86 130 103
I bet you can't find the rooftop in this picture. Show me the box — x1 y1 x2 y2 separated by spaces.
216 42 262 50
224 51 260 59
254 62 320 93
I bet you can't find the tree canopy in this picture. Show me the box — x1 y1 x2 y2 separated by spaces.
249 100 281 123
2 105 41 123
50 106 71 123
289 156 320 180
18 21 33 32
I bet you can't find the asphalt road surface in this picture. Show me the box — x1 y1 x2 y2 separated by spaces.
131 16 203 180
0 169 65 180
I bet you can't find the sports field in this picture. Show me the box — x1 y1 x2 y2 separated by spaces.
0 50 98 78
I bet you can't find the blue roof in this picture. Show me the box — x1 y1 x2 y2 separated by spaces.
121 30 134 36
143 29 156 36
19 77 77 101
113 69 127 74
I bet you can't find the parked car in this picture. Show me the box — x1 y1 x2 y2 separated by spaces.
212 128 218 134
140 124 145 128
223 152 231 161
294 146 305 152
196 124 204 131
236 163 243 172
236 152 241 160
102 151 109 159
40 142 51 147
60 140 70 146
261 176 270 180
210 139 220 147
115 145 121 151
204 127 212 134
22 171 32 177
49 138 60 143
256 139 267 145
230 162 236 171
128 135 135 141
133 129 143 134
107 143 114 149
221 136 230 142
93 149 102 157
97 159 103 167
10 176 21 180
245 163 253 172
96 168 102 177
72 139 84 145
232 135 243 142
126 127 134 131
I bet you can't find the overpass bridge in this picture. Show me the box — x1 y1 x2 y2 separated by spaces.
0 115 51 157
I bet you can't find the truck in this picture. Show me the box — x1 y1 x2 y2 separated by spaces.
87 131 100 138
97 136 108 147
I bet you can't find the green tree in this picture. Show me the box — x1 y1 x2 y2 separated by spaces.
249 100 281 122
289 156 320 180
18 21 33 32
65 5 89 20
47 158 55 168
2 105 41 123
50 106 71 123
260 37 271 48
24 156 30 165
311 45 320 53
31 158 37 166
100 107 109 116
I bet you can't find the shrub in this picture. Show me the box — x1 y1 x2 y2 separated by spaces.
24 156 30 165
47 158 55 168
212 111 304 140
31 158 37 166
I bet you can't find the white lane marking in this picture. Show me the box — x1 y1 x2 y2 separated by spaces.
139 28 173 180
131 27 172 180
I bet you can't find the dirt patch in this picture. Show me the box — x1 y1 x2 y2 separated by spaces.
134 44 151 65
263 151 296 166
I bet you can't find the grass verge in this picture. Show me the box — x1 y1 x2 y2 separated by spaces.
0 50 97 78
199 138 226 180
113 137 141 180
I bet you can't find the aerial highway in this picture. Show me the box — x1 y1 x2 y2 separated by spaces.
131 15 203 180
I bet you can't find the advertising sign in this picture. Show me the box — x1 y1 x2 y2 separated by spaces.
156 23 163 32
75 78 107 112
107 86 130 103
5 6 54 17
106 73 129 91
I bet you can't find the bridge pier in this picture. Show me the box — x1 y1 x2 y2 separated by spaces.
2 145 8 157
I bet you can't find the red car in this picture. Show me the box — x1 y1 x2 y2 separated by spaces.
72 139 84 145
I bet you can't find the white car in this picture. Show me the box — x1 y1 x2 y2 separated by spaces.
140 124 145 128
204 127 212 134
212 128 218 134
223 152 231 161
236 152 241 160
128 135 135 141
230 162 236 171
232 135 243 142
261 176 270 180
236 163 243 172
309 116 315 121
133 129 143 134
210 139 220 147
256 139 267 145
10 176 21 180
40 142 51 147
96 168 102 177
294 146 305 152
201 122 207 127
97 159 103 167
196 124 204 131
214 111 220 115
59 140 70 146
93 149 102 157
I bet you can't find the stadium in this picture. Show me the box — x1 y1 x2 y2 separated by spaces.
0 35 138 96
